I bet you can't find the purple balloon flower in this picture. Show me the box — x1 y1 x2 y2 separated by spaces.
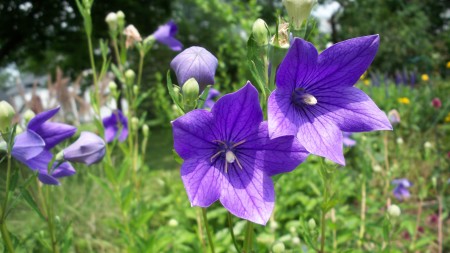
11 130 45 164
102 110 128 143
63 131 106 165
268 35 392 165
343 132 356 147
152 21 183 51
203 88 220 109
28 107 77 150
392 178 412 201
172 83 309 225
25 150 76 185
170 46 218 91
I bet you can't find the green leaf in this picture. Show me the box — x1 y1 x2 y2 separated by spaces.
197 85 211 109
20 188 46 221
166 70 185 114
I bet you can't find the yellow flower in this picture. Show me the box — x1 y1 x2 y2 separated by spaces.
398 97 410 105
445 113 450 123
421 74 429 82
363 79 371 86
447 61 450 69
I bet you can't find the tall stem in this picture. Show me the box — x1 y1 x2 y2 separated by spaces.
201 208 215 253
137 51 145 88
319 163 329 253
437 196 443 253
358 177 366 248
243 221 254 253
0 154 15 253
227 212 241 253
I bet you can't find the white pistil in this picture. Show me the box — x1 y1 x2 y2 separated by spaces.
225 151 236 163
301 93 317 105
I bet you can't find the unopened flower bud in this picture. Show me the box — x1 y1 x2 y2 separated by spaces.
23 109 35 125
292 236 301 245
123 25 142 48
116 11 125 28
396 137 404 145
125 69 136 86
142 124 149 137
63 132 105 165
133 85 139 95
168 219 178 227
131 117 139 130
105 12 118 31
109 81 117 91
424 141 432 149
387 204 401 217
0 101 15 132
373 164 382 172
252 19 269 46
182 78 200 108
308 218 316 229
272 242 285 253
432 98 441 109
283 0 317 30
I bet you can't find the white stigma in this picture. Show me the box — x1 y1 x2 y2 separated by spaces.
225 151 236 163
301 93 317 105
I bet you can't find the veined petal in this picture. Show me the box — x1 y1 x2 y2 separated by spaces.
172 110 216 159
24 149 52 171
181 158 223 207
51 162 76 178
28 107 59 130
296 110 345 165
308 35 379 91
220 162 274 225
315 87 392 132
276 38 318 92
36 122 77 149
212 82 262 142
268 89 300 139
38 174 60 185
242 122 309 176
11 130 45 163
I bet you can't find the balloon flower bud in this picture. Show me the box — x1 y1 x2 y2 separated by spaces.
272 242 286 253
109 81 117 92
252 18 269 46
105 12 118 31
308 218 316 229
282 0 317 30
387 204 401 217
142 124 149 138
131 117 139 131
133 85 139 95
23 109 35 125
182 78 200 111
63 132 106 165
116 11 125 28
0 101 15 132
125 69 136 86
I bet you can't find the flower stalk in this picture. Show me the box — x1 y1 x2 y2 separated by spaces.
0 153 15 253
201 208 215 253
227 212 241 253
243 221 254 253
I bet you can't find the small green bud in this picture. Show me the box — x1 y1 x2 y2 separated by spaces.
105 12 118 31
116 11 125 28
424 141 432 149
396 137 404 145
109 81 117 91
252 18 269 46
308 218 316 229
0 101 15 132
168 219 178 227
182 78 199 110
125 69 136 86
131 117 139 130
373 164 382 173
387 204 401 217
272 242 285 253
292 236 301 245
283 0 317 30
23 109 35 125
142 124 149 137
133 85 139 95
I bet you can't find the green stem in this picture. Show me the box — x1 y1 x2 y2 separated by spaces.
201 208 215 253
358 177 366 248
227 212 241 253
112 38 122 70
86 33 100 115
137 51 145 88
45 187 59 253
243 221 254 253
0 154 15 253
319 162 329 253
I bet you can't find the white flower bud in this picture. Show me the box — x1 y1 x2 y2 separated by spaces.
0 101 15 132
282 0 317 30
125 69 136 86
396 137 404 145
308 218 316 229
168 219 178 227
133 85 139 95
292 236 301 245
252 19 269 46
142 124 149 137
23 109 35 124
272 242 286 253
373 164 382 172
108 81 117 91
387 204 401 217
424 141 432 149
105 12 118 31
131 117 139 130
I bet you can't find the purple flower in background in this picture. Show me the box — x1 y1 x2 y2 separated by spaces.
343 132 356 147
102 110 128 143
387 109 401 125
172 83 309 225
152 21 183 51
11 130 45 164
170 46 218 91
203 88 220 109
28 107 77 150
268 35 392 165
63 131 106 165
392 178 412 200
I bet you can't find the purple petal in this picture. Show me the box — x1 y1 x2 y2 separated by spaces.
63 132 106 165
170 46 218 91
51 162 76 178
172 110 216 160
11 130 45 163
152 21 183 51
28 107 60 129
276 38 318 92
392 178 412 188
393 186 410 200
314 87 392 132
220 163 274 225
268 89 300 138
343 132 357 147
38 173 60 185
242 122 309 176
181 158 223 207
104 126 117 143
102 110 128 143
307 35 379 91
212 82 262 142
24 149 52 171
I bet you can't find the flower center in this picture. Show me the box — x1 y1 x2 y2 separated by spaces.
291 88 317 106
210 140 245 173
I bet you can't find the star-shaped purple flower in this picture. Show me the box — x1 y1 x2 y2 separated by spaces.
392 178 412 201
268 35 392 165
172 83 309 225
102 110 128 143
152 21 183 51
